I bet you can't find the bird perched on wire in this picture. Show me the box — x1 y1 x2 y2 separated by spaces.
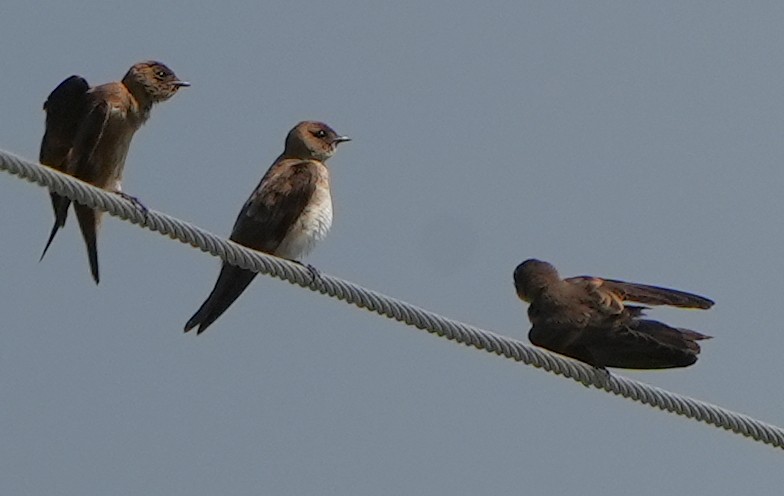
513 259 713 370
38 60 190 283
184 121 351 335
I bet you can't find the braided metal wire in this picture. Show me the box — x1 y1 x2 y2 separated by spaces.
2 148 783 450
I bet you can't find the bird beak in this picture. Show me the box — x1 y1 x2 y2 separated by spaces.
173 80 191 87
334 136 351 143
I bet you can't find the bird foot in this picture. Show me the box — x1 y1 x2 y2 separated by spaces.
593 366 612 388
291 260 321 285
115 191 148 215
114 191 150 223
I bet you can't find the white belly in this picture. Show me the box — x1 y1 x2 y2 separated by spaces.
275 189 333 260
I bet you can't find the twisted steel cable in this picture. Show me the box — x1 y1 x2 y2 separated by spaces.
2 148 782 450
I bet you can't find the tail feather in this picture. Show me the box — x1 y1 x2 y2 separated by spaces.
184 264 258 334
74 204 100 284
634 319 711 353
39 195 71 262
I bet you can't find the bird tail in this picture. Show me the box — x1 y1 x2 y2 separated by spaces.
39 194 71 262
184 264 258 334
635 319 711 353
74 204 101 284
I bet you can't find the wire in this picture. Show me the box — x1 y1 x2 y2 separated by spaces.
2 148 782 451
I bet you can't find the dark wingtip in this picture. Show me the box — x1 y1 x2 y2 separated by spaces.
682 295 714 310
669 289 714 309
39 223 61 262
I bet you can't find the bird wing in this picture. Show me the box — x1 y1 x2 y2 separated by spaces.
589 319 708 369
529 320 706 369
68 98 112 183
40 75 90 170
565 276 714 309
230 159 319 252
632 319 711 352
39 75 90 257
183 160 320 335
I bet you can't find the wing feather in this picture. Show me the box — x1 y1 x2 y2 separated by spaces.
230 159 319 251
39 75 89 170
566 276 713 309
68 100 112 182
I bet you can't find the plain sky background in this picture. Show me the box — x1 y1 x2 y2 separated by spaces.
1 1 783 494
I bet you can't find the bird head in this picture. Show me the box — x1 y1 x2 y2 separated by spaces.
513 259 560 302
123 61 190 103
284 121 351 162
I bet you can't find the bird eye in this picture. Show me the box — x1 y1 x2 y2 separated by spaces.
155 70 168 78
314 130 327 138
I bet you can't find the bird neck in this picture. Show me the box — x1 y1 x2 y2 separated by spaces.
528 277 562 301
278 152 322 163
121 78 154 123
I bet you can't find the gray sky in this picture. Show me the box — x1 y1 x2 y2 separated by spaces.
2 1 783 494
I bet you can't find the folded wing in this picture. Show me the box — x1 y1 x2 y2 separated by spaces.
184 160 319 334
39 76 90 261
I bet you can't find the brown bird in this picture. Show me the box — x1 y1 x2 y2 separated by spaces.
184 121 350 334
39 60 189 283
513 259 713 370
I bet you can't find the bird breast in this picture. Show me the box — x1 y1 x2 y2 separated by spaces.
90 107 138 189
275 184 333 260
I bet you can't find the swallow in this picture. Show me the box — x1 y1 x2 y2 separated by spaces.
184 121 351 334
38 60 189 283
513 259 714 370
